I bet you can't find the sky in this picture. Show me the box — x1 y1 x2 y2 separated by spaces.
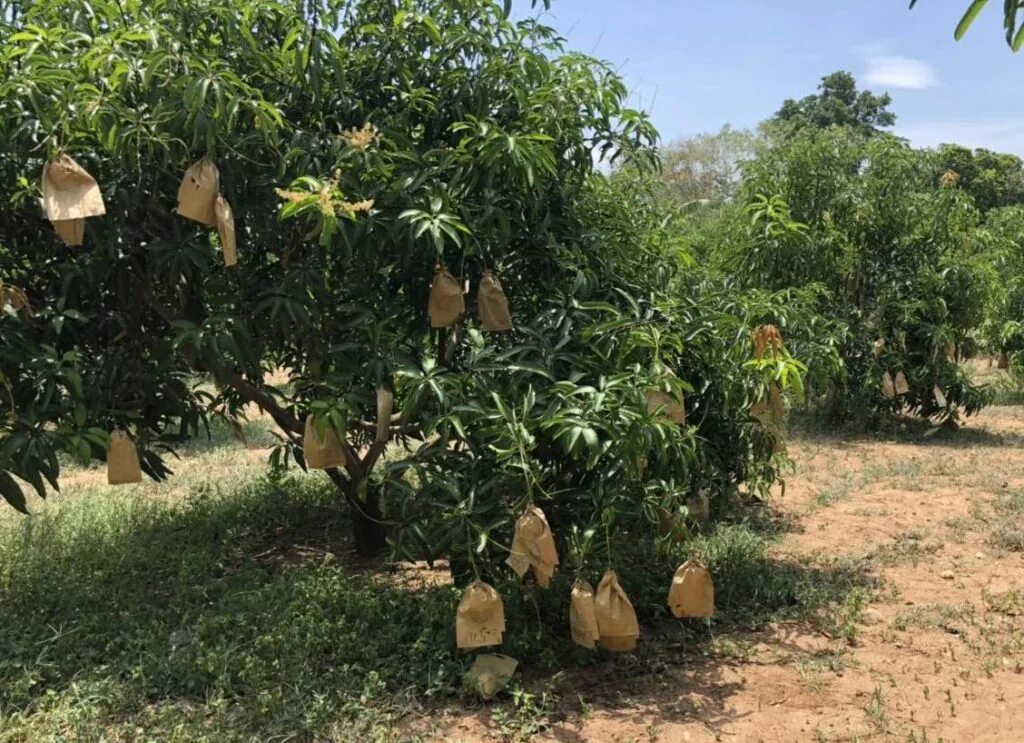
517 0 1024 155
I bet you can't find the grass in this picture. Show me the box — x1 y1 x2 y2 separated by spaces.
0 421 877 741
990 490 1024 552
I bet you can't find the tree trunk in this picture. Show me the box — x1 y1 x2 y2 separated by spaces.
350 484 388 557
326 469 388 558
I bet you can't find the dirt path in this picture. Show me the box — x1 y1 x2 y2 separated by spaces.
425 407 1024 742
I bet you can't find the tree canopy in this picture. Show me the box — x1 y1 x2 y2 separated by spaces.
770 71 896 137
0 0 805 606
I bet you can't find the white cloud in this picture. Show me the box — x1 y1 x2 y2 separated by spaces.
865 55 938 90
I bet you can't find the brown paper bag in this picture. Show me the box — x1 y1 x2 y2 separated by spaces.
214 195 237 267
998 353 1010 370
303 414 345 470
894 371 910 396
477 271 513 331
506 505 559 588
751 325 783 359
0 284 31 314
107 430 142 485
51 218 86 246
933 384 947 408
177 158 219 226
428 267 464 328
456 581 505 650
42 155 106 223
881 371 896 399
466 654 518 699
645 388 685 424
873 338 886 359
375 386 393 443
594 571 639 652
667 558 715 618
569 580 600 649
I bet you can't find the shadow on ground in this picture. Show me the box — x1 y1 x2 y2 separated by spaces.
0 476 873 741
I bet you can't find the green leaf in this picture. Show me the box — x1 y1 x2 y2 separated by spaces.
0 471 28 513
955 0 989 39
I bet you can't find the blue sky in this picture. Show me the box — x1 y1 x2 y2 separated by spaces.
520 0 1024 155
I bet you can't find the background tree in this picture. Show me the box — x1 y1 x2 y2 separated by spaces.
769 71 896 138
657 124 758 206
933 145 1024 213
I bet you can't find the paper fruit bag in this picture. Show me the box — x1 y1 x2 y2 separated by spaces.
107 430 142 485
177 158 220 226
214 195 237 267
667 558 715 619
42 155 105 245
456 581 505 650
477 271 513 331
594 571 639 652
569 580 600 649
303 414 345 470
428 267 464 328
505 505 559 587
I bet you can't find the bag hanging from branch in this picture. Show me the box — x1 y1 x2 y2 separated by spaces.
107 430 142 485
52 218 85 246
176 158 220 226
506 505 559 588
881 371 896 399
751 324 784 359
455 580 505 650
645 389 686 424
428 267 464 328
998 353 1010 370
303 414 345 470
466 654 518 700
873 338 886 359
477 270 513 331
0 283 31 315
569 580 600 649
933 384 947 408
645 366 685 424
375 386 394 443
594 571 639 652
667 558 715 619
42 155 105 246
894 370 910 396
214 195 237 267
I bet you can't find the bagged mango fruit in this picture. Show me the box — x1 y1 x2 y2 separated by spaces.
594 571 639 652
107 430 142 485
881 371 896 399
214 195 237 267
303 414 345 469
569 579 600 649
667 558 715 619
477 270 513 331
894 370 910 396
506 505 559 588
428 267 464 328
456 581 505 650
176 158 220 226
42 154 106 246
375 386 394 442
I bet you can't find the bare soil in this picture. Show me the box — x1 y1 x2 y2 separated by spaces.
416 406 1024 742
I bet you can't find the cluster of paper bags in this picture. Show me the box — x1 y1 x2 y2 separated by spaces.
876 338 949 407
455 504 715 654
40 154 236 266
428 267 513 331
